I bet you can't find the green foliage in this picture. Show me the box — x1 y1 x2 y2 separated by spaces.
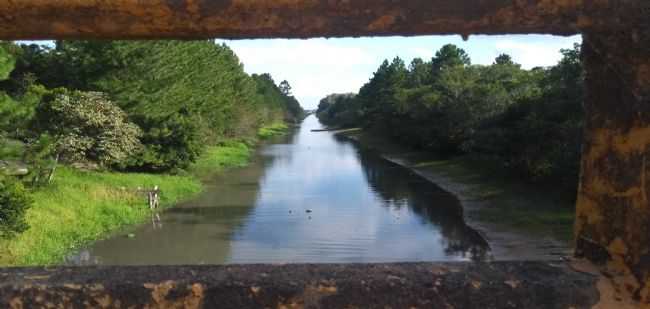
189 142 251 177
316 93 359 127
494 54 514 65
2 40 303 172
34 89 142 167
125 113 201 172
0 84 48 139
258 123 289 139
16 41 304 171
251 74 304 124
0 137 24 160
0 40 303 263
317 44 584 195
1 166 201 265
0 44 15 81
0 178 32 239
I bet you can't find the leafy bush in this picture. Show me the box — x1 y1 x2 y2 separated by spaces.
123 113 201 172
0 178 32 238
34 89 142 167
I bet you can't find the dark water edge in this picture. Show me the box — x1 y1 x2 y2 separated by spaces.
67 116 489 265
335 128 572 260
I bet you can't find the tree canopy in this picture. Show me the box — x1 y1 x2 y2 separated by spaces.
317 44 584 195
0 40 304 171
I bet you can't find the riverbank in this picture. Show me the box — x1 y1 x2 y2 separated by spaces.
335 128 573 260
0 124 290 266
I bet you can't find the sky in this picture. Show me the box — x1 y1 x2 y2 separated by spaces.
217 35 582 109
24 34 582 110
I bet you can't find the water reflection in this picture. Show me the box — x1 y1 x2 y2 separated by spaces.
68 116 489 265
353 146 489 261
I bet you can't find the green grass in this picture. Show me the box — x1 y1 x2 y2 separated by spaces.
257 122 289 139
0 141 254 266
411 157 575 243
0 167 201 265
189 141 251 178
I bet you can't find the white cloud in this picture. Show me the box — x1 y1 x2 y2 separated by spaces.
221 39 379 109
493 37 581 69
231 39 374 67
220 35 582 109
410 47 434 60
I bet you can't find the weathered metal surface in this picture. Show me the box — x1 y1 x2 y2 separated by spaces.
0 262 598 308
576 28 650 305
2 0 650 307
0 0 649 40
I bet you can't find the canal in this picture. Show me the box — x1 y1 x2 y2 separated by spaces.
69 115 489 265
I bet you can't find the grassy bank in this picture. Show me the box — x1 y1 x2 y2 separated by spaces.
0 167 201 265
339 129 575 244
189 141 252 178
412 158 575 243
0 138 264 266
258 122 289 139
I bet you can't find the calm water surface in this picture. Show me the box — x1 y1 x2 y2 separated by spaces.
69 115 489 265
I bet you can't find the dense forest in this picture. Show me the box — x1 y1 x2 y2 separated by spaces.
0 40 303 240
317 44 583 197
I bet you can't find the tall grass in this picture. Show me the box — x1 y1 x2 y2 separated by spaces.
258 122 289 139
0 141 255 265
0 167 200 265
189 141 251 178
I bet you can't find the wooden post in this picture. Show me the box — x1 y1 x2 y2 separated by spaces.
148 185 160 210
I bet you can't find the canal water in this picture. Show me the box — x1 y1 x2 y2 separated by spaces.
69 115 489 265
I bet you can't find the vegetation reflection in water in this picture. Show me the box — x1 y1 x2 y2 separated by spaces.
69 116 489 265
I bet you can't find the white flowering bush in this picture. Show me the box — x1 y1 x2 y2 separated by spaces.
35 90 142 167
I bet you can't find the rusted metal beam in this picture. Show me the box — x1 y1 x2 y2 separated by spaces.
576 28 650 305
0 0 648 40
0 262 598 308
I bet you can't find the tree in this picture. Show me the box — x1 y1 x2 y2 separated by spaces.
406 57 430 87
494 53 514 65
4 40 303 172
125 112 201 172
315 41 585 196
278 80 292 96
0 44 15 81
34 89 142 167
430 44 471 81
0 177 32 239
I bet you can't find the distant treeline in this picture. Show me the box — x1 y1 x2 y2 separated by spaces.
317 44 583 195
1 41 304 172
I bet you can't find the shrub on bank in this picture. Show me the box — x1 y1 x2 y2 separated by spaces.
33 89 143 168
0 177 32 239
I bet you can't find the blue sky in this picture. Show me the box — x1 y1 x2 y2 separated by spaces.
217 35 581 109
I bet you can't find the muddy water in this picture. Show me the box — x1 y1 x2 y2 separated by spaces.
69 116 489 265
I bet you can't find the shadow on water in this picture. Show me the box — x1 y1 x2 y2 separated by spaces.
68 116 489 265
350 139 490 261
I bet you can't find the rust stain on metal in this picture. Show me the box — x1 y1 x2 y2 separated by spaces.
143 281 204 308
0 263 601 307
0 0 648 39
9 297 22 309
576 29 650 306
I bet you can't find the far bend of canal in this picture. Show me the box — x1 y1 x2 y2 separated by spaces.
69 115 490 265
